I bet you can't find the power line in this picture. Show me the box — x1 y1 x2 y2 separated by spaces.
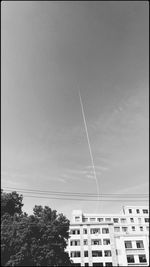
2 187 149 197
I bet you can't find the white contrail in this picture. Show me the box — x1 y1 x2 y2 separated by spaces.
78 90 100 210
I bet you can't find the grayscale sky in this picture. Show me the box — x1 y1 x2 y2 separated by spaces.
2 1 149 219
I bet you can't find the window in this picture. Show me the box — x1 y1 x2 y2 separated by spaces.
102 228 109 234
104 250 112 257
84 251 88 257
114 227 120 232
125 241 132 248
105 218 111 222
90 228 100 234
73 264 81 267
70 240 80 246
93 264 103 267
113 218 119 223
85 264 89 267
136 241 144 249
145 218 149 223
91 239 101 245
132 226 135 231
139 255 147 263
130 218 134 223
127 255 134 263
103 239 110 245
140 226 143 231
122 227 128 232
143 209 148 214
84 239 88 245
92 250 102 257
90 218 96 222
83 229 87 234
136 209 140 214
70 251 81 258
146 226 149 231
105 263 113 267
116 249 121 255
97 218 104 222
70 229 80 235
120 218 126 223
129 209 132 214
75 216 80 222
83 217 88 222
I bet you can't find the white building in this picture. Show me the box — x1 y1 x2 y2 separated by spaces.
67 206 149 267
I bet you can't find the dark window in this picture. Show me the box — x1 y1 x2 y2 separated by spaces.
136 209 140 214
90 228 100 234
84 239 88 245
70 229 80 235
140 226 143 231
83 229 87 234
113 218 119 223
127 255 134 263
70 240 80 246
104 250 112 257
93 263 103 267
136 241 144 249
145 218 149 223
105 263 113 267
143 209 148 214
102 228 109 234
103 239 110 245
97 218 103 222
132 226 135 231
116 249 121 255
91 239 101 245
84 251 88 257
70 251 81 258
92 250 102 257
139 255 147 263
125 241 132 248
129 209 132 214
85 264 89 267
122 227 128 232
130 218 134 222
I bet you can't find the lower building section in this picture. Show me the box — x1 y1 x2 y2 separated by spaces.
67 207 149 267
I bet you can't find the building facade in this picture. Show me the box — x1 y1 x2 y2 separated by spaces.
67 206 149 267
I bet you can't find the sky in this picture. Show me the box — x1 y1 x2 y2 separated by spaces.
1 1 149 219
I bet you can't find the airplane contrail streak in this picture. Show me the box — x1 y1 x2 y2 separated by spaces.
78 90 100 209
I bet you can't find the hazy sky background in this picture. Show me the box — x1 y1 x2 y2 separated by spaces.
2 1 149 219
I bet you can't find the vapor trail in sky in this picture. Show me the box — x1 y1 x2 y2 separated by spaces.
78 90 100 211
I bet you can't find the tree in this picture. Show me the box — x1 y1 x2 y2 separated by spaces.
1 191 72 266
1 190 23 217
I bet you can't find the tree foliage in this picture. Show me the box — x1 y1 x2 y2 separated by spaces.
1 191 72 266
1 190 23 217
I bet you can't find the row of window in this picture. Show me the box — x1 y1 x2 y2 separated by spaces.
70 250 112 258
70 228 109 235
70 225 149 236
114 225 148 232
127 254 147 263
81 210 149 223
129 208 148 214
73 263 112 267
70 239 110 246
125 240 144 249
129 217 149 223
